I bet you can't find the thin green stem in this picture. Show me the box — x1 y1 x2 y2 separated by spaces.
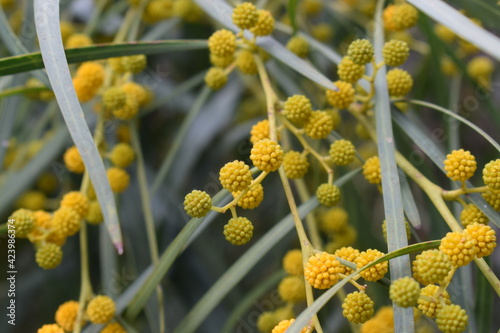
74 171 93 333
280 115 334 183
216 171 268 213
130 120 165 333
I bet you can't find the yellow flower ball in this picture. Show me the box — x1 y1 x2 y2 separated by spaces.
107 167 130 193
86 295 116 324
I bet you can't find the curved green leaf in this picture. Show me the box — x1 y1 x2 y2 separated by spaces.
34 0 123 252
392 109 500 228
0 4 50 86
123 189 231 321
0 86 49 99
405 99 500 153
0 40 208 77
408 0 500 61
287 240 441 333
171 169 360 333
193 0 338 91
274 21 343 65
373 0 414 331
222 270 285 332
172 198 318 333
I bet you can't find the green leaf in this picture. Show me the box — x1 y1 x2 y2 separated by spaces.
408 0 500 61
399 168 421 229
287 240 441 333
441 0 500 30
171 169 360 333
0 127 69 217
193 0 338 91
172 198 318 333
287 0 299 34
404 99 500 153
142 71 205 116
373 0 414 331
151 86 212 195
476 257 493 333
0 4 50 86
123 189 231 321
82 267 155 333
0 86 49 99
274 21 343 64
221 270 285 332
0 40 208 77
392 109 500 228
34 0 123 252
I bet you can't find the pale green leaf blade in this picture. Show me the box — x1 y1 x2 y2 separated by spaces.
172 169 360 333
407 0 500 61
172 198 318 333
151 86 212 194
274 22 343 64
373 0 413 331
405 99 500 153
0 4 50 86
123 189 231 320
193 0 338 91
0 40 208 77
34 0 123 252
287 240 441 333
0 127 69 216
392 109 500 228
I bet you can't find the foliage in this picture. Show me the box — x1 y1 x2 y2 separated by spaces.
0 0 499 332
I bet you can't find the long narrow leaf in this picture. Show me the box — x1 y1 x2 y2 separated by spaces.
287 0 299 34
287 240 441 333
405 99 500 153
172 198 318 333
399 168 421 229
172 169 360 333
407 0 500 61
0 40 208 77
222 270 285 332
151 86 212 194
452 0 500 28
123 189 231 320
393 117 500 228
34 0 123 252
373 0 414 331
193 0 338 91
274 22 343 65
393 109 500 228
